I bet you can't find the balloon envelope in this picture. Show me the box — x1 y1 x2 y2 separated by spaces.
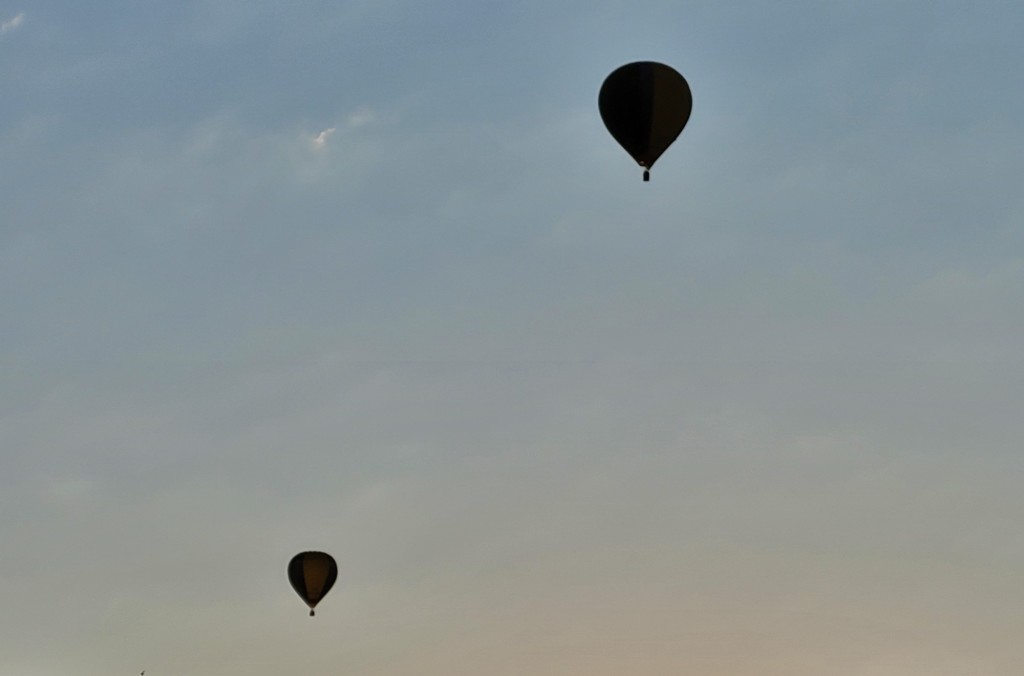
288 551 338 616
599 61 692 180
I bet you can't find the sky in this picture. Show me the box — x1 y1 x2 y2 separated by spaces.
2 1 1023 674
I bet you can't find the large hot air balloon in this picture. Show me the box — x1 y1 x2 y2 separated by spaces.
288 551 338 617
599 61 692 181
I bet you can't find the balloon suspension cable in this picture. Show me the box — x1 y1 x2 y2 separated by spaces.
643 169 650 182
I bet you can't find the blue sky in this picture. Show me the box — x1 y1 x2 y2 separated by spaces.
2 2 1024 675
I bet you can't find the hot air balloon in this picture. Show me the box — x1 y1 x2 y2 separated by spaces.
288 551 338 617
599 61 692 181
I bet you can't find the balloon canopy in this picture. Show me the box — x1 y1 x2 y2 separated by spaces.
599 61 692 181
288 551 338 617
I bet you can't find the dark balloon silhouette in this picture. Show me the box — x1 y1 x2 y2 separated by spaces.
288 551 338 617
599 61 692 181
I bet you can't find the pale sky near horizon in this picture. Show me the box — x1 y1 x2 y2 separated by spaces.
2 2 1024 675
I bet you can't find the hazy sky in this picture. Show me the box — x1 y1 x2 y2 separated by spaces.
3 2 1023 674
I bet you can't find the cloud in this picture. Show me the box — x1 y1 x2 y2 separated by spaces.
0 11 24 36
308 106 376 150
311 126 336 149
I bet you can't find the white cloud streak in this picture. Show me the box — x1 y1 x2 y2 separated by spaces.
0 11 24 35
311 127 336 149
309 107 376 150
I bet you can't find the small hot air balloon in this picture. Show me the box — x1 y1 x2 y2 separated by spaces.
599 61 692 181
288 551 338 617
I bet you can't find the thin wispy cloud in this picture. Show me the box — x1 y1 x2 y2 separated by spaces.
0 11 24 36
311 126 336 149
309 107 375 150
